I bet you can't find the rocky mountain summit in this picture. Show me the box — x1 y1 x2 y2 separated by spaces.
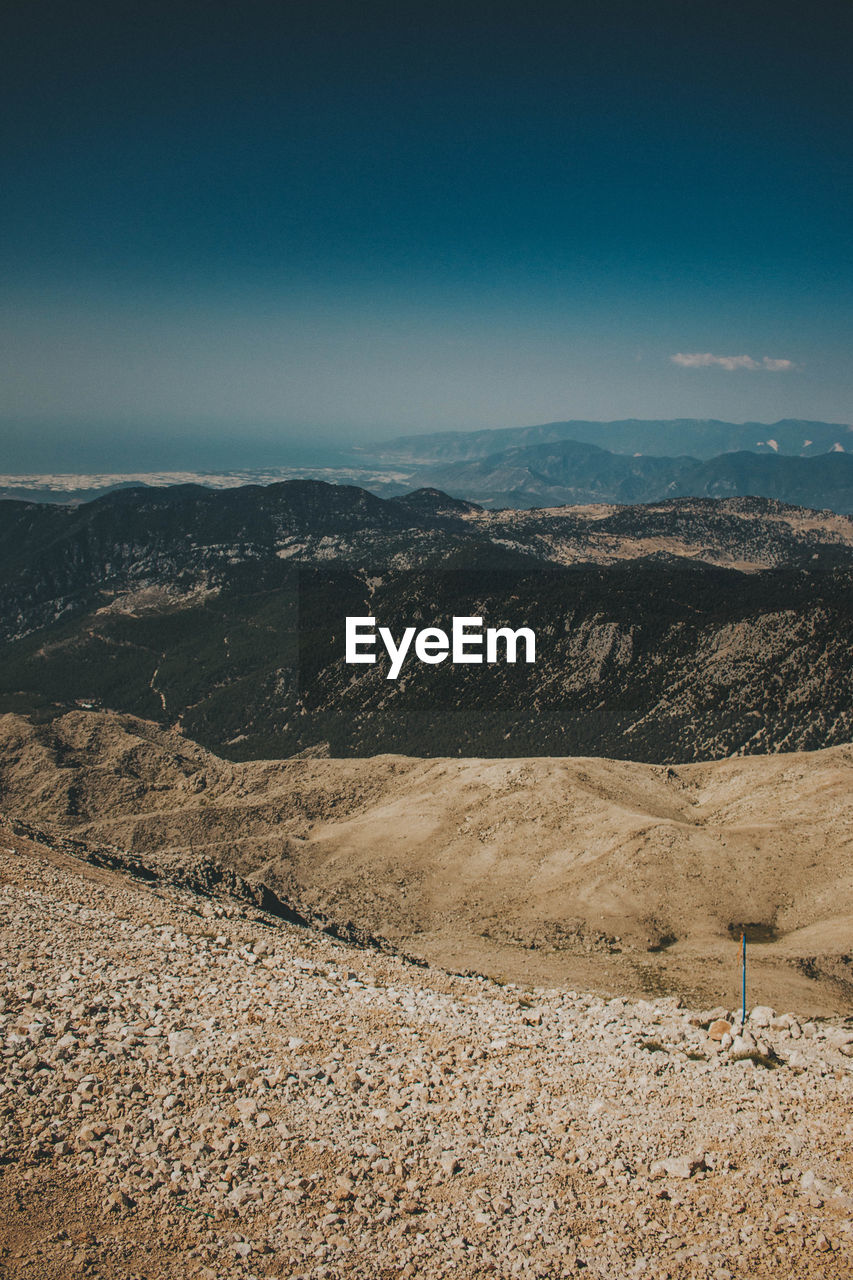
2 823 852 1279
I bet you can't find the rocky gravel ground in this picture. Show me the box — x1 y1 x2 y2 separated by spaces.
1 826 853 1280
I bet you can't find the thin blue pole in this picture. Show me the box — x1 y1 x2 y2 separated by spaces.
741 933 746 1027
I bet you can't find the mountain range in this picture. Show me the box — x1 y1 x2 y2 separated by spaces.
403 440 853 511
1 480 852 763
3 418 853 512
372 417 853 463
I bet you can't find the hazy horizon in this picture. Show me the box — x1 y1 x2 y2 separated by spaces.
3 2 852 472
2 414 853 480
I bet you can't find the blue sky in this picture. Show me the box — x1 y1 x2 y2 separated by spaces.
1 0 851 470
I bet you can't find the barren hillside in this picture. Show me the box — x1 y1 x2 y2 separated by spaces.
2 823 853 1280
2 711 851 1014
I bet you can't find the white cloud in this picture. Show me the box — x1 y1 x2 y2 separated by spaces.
759 357 796 372
670 352 795 372
671 352 757 370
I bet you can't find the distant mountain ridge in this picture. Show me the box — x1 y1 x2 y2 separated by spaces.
374 417 853 463
407 440 853 511
3 418 853 512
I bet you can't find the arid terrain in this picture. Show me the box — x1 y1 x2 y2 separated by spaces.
2 818 853 1280
1 710 852 1015
3 612 853 1279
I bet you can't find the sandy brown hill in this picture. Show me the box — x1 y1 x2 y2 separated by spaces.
1 710 851 1013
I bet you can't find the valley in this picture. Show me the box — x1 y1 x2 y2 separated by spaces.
2 709 851 1014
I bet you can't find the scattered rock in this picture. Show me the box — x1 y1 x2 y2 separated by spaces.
708 1019 732 1041
1 826 851 1280
166 1029 197 1058
649 1153 705 1180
